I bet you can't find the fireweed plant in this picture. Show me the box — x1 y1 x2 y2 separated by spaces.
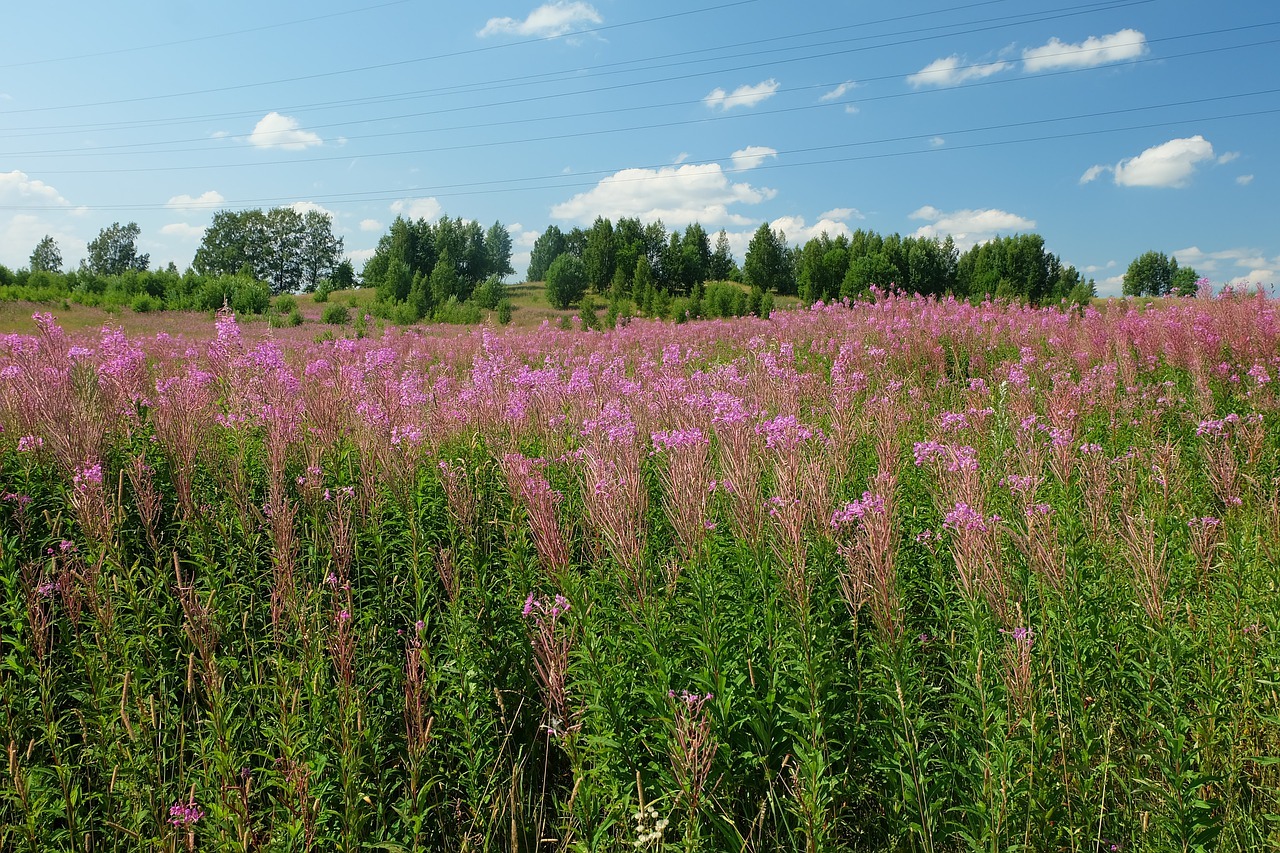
0 292 1279 851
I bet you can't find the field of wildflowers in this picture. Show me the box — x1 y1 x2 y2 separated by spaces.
2 291 1279 852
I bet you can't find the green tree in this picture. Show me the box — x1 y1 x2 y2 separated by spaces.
527 225 567 281
262 207 306 294
545 253 587 309
1123 251 1195 297
613 217 646 291
429 250 462 306
194 209 269 280
583 216 616 292
742 223 794 294
1172 265 1201 297
29 235 62 274
331 258 356 290
709 229 736 281
84 222 149 276
299 210 343 292
842 251 899 297
681 222 712 289
484 221 515 280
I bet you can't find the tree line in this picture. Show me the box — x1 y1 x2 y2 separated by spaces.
524 218 1108 308
2 212 1206 321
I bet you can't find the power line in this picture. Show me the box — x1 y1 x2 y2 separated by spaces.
16 36 1276 176
5 93 1271 212
0 1 417 69
0 0 1096 134
6 22 1272 160
0 0 765 114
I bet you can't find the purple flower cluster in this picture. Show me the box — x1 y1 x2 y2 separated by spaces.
168 800 204 826
830 492 887 529
943 501 999 533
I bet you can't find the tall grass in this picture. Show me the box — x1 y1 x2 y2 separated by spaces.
2 293 1279 851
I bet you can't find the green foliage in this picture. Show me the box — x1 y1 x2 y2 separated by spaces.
527 224 567 282
496 298 513 325
29 235 62 274
433 295 483 325
322 302 350 324
4 301 1280 850
1124 250 1199 298
742 223 794 294
363 215 511 310
194 207 343 295
274 293 298 314
84 221 149 276
130 293 161 313
545 253 587 309
472 275 507 310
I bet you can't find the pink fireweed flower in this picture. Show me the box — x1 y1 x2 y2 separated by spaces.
168 800 205 826
830 492 887 529
72 463 103 488
943 502 997 533
1000 626 1035 647
16 435 43 452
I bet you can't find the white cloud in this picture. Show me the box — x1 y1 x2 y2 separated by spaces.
347 248 377 267
509 223 539 246
930 136 946 147
907 55 1010 87
551 162 775 227
0 170 72 207
844 104 860 115
1022 29 1147 72
819 207 864 221
673 152 690 164
704 79 780 111
0 213 83 269
820 81 857 101
1229 269 1275 286
1217 151 1240 164
1237 174 1254 186
211 130 230 139
1171 246 1279 279
165 190 224 211
159 222 205 239
1079 164 1110 184
730 146 777 171
769 214 853 244
1112 135 1215 188
289 201 337 219
390 197 443 220
1082 260 1116 274
1097 274 1126 297
249 112 322 151
909 205 1036 248
359 218 383 232
478 2 601 38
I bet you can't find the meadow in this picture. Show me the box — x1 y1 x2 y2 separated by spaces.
1 291 1278 852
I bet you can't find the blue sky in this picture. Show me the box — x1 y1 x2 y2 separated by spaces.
1 0 1276 294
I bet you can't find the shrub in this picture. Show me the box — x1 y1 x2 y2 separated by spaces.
544 254 587 309
275 294 298 314
231 279 271 315
473 275 507 310
434 296 483 325
322 303 350 325
130 293 161 313
497 299 513 325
